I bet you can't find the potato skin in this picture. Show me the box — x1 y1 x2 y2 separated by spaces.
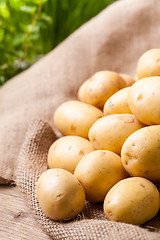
36 169 85 221
128 77 160 125
103 87 132 115
54 100 103 138
121 125 160 182
78 71 126 109
137 48 160 79
103 177 160 225
89 114 144 155
134 75 138 81
120 73 135 86
48 136 94 174
74 150 128 203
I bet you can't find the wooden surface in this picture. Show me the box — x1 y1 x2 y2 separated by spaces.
0 185 51 240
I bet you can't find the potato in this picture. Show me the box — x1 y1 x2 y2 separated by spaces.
78 71 126 109
48 136 94 174
120 73 135 86
54 100 103 138
103 87 132 115
74 150 128 203
121 125 160 182
103 177 160 225
89 114 144 155
128 77 160 125
36 168 85 221
134 75 138 81
137 48 160 79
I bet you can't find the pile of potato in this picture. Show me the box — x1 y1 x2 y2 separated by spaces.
36 49 160 225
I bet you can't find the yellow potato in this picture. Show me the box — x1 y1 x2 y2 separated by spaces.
137 48 160 79
74 150 128 203
54 100 103 138
134 75 138 81
89 114 144 155
121 125 160 182
103 177 160 225
78 71 126 109
120 73 135 86
103 87 132 115
128 77 160 125
36 168 85 221
48 136 94 174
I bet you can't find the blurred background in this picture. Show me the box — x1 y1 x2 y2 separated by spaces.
0 0 116 86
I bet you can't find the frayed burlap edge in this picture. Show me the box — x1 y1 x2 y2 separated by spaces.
16 119 160 240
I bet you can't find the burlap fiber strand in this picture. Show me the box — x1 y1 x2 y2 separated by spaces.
16 119 160 240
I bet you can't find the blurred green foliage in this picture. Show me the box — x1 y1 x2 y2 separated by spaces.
0 0 116 86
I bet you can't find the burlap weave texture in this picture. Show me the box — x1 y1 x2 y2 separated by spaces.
16 119 160 240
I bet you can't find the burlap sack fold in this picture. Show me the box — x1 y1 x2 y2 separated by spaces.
1 0 160 184
16 119 160 240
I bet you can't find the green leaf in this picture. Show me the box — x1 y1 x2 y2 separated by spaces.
20 6 37 14
28 32 40 41
12 34 25 47
40 13 52 24
26 24 40 33
33 0 48 4
0 75 6 85
0 0 8 3
0 29 4 41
